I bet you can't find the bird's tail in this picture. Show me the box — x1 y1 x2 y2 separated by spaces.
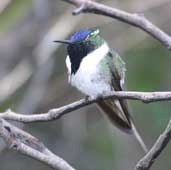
97 99 148 153
130 120 148 153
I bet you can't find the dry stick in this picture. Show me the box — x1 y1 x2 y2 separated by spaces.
0 93 170 170
60 0 171 50
0 118 75 170
1 90 170 169
135 116 171 170
0 91 171 123
0 92 170 170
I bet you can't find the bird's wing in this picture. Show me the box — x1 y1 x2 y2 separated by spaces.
97 49 132 133
108 50 132 123
107 49 126 90
98 50 148 152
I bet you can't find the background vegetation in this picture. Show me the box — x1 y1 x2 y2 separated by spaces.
0 0 170 170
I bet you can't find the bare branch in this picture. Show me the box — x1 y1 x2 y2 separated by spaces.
0 91 171 123
0 91 171 169
72 3 87 15
60 0 171 50
0 118 75 170
135 116 171 170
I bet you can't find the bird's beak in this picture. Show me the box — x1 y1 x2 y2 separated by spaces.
53 40 73 45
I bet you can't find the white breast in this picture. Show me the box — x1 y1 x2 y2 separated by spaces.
66 43 111 97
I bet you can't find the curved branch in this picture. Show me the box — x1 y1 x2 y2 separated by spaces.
1 91 171 170
0 118 75 170
1 91 171 123
135 116 171 170
60 0 171 50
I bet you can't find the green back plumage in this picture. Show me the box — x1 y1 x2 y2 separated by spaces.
99 48 126 89
97 48 147 152
98 48 131 131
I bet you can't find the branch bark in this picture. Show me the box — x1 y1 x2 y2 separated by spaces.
0 91 171 169
0 118 75 170
60 0 171 50
0 91 171 123
135 116 171 170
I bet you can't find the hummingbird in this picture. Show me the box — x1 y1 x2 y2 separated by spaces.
54 28 147 152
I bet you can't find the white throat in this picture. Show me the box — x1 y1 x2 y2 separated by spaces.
66 43 110 96
66 43 109 75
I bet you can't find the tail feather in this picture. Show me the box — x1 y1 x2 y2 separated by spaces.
118 99 148 153
97 99 148 153
131 121 148 153
97 100 132 133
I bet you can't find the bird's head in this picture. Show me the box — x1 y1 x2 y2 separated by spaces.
54 28 105 52
54 28 106 74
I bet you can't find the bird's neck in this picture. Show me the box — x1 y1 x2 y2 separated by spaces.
67 38 106 74
67 43 109 75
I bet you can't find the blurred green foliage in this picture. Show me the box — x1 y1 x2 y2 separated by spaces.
0 0 32 31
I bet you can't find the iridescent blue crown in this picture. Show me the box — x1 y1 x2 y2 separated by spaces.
70 29 91 42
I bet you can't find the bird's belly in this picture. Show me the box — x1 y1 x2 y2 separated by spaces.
70 68 111 97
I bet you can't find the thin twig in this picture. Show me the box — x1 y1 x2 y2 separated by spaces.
0 118 75 170
60 0 171 50
0 91 171 123
72 3 86 15
135 116 171 170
